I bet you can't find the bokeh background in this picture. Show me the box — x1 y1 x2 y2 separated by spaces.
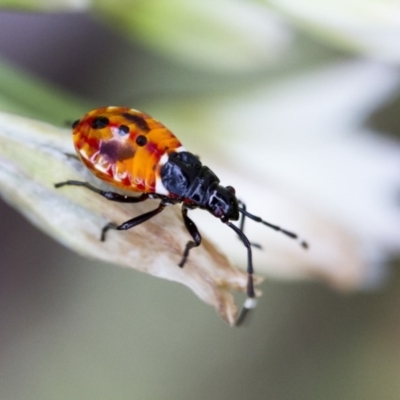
0 2 400 399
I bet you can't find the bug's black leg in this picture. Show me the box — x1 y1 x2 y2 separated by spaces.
237 200 262 249
55 180 150 203
178 205 202 268
237 200 248 233
238 207 309 249
101 202 166 241
227 222 257 326
62 153 80 160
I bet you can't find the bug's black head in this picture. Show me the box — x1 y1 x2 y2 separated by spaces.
207 185 239 222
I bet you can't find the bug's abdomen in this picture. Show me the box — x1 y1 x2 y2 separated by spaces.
72 107 183 193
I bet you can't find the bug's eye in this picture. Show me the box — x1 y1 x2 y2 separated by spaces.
226 186 235 195
71 119 80 129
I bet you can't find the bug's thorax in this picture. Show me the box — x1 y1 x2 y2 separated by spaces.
160 151 239 221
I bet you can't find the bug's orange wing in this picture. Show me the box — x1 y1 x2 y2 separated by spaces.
73 107 183 193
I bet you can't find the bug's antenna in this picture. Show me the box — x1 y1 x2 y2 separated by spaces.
227 222 257 326
238 208 308 250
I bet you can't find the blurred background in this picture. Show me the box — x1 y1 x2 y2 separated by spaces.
0 1 400 399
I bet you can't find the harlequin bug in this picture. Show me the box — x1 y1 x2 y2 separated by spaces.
55 107 308 325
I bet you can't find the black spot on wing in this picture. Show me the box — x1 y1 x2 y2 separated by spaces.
118 125 130 135
121 112 150 132
91 116 109 129
136 135 148 146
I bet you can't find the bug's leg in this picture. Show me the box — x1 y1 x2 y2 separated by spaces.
62 153 80 161
238 207 308 249
237 200 262 249
226 222 257 326
55 180 150 203
101 202 166 241
237 200 249 233
178 205 202 268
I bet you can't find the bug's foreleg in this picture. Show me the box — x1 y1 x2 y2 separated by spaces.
227 222 257 326
55 180 150 203
178 205 202 268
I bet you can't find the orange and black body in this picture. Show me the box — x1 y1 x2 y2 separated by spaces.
56 107 308 325
72 107 239 220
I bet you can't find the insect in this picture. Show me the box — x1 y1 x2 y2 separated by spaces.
55 106 308 325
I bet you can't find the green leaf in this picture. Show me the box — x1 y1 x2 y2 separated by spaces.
0 59 88 124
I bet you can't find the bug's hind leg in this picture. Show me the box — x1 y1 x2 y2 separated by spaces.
55 180 168 242
55 180 150 203
101 202 166 241
178 205 202 268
